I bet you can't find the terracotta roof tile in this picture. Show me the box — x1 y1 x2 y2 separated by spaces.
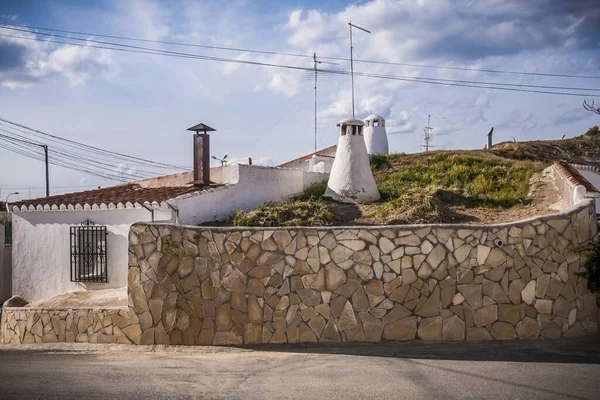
11 183 201 210
554 161 599 193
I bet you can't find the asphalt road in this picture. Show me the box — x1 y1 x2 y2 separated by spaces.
1 338 599 400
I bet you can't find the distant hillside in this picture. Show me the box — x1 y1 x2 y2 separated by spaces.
491 125 600 164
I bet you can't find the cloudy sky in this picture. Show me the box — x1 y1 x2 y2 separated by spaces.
0 0 599 199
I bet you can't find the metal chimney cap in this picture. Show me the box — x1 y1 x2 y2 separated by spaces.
186 123 216 133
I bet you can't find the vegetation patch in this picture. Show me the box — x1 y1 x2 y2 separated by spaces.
228 199 334 227
360 152 544 224
580 237 600 303
213 151 547 226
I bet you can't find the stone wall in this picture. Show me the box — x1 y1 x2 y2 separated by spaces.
3 200 597 345
1 307 139 344
122 200 598 345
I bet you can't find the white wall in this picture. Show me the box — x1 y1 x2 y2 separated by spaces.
278 146 337 172
577 169 600 211
12 208 172 303
176 164 328 225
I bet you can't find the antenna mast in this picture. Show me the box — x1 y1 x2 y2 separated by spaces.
349 22 370 119
311 54 338 154
314 53 318 154
422 114 445 152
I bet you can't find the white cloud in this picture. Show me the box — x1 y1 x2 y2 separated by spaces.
0 31 115 89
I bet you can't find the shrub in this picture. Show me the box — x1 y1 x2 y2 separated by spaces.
370 153 390 169
298 180 327 201
584 125 600 137
580 236 600 303
228 200 333 227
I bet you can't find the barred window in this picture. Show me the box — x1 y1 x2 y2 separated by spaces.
70 219 108 282
3 220 11 247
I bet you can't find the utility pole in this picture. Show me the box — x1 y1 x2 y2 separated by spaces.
0 135 49 196
43 144 49 197
349 22 370 119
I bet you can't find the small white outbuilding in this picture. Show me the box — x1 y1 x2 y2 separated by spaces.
363 114 389 155
324 118 381 204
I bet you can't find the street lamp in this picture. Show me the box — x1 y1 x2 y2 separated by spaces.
5 192 19 212
211 154 228 166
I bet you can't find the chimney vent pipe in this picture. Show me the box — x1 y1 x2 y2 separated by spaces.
186 122 217 186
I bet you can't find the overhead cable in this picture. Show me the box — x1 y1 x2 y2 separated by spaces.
2 23 599 80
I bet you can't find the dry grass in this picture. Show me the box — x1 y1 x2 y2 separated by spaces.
217 151 547 226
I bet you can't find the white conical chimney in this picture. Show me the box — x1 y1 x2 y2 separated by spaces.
324 118 380 204
363 114 388 155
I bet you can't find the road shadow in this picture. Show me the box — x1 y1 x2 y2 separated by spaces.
236 336 600 365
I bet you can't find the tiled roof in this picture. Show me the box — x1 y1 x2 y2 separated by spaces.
554 161 599 193
278 145 337 168
11 183 201 212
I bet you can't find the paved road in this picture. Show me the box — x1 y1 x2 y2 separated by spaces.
1 338 599 399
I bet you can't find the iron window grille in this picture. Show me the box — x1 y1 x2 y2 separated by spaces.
3 220 11 247
70 219 108 283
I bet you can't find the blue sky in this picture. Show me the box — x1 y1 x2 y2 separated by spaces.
0 0 599 199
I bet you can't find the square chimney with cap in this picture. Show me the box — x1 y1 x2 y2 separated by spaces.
186 122 216 186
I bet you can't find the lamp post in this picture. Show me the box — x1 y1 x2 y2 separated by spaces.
5 192 19 212
211 155 228 167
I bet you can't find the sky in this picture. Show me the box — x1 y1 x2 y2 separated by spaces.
0 0 599 200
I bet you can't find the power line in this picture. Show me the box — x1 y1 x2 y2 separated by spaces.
0 32 597 98
1 184 100 190
0 140 132 181
0 127 159 180
0 124 165 181
3 23 599 80
0 117 189 170
0 129 154 178
4 26 600 93
0 142 128 181
0 122 180 174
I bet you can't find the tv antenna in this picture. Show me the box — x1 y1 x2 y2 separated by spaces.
312 53 338 153
422 114 445 152
349 22 371 119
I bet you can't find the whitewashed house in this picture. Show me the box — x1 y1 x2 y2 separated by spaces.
7 123 328 303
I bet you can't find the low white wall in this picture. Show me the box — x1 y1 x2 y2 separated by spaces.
176 164 328 225
553 164 589 207
577 168 600 212
11 208 172 303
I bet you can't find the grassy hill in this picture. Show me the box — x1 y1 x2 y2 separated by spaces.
213 125 600 227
